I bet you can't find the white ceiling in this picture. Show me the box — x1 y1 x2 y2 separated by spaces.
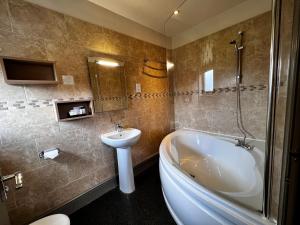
27 0 271 48
88 0 246 36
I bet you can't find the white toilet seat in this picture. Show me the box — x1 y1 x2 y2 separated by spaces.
29 214 70 225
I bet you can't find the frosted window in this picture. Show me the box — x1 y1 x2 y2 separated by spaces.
204 69 214 92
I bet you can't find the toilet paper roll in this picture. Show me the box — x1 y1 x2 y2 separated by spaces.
41 148 60 160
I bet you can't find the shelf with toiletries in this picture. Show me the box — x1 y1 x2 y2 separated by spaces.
54 99 94 121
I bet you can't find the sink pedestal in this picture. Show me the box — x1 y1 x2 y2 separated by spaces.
100 128 141 194
116 147 135 193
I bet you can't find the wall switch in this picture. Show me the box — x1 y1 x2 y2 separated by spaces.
135 83 141 93
62 75 74 85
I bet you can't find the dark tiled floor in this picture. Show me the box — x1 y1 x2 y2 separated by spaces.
70 163 176 225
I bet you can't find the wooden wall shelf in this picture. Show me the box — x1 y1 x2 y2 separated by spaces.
54 99 94 122
0 57 58 85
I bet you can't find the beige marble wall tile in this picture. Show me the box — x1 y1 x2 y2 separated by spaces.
64 15 104 50
0 0 12 32
172 12 271 140
101 27 130 56
0 107 59 145
127 38 145 60
0 30 47 59
8 0 68 41
8 162 70 225
0 140 40 174
0 69 26 101
0 1 171 224
46 175 93 210
8 194 50 225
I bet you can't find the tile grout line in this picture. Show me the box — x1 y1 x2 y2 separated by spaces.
5 0 14 33
0 84 267 111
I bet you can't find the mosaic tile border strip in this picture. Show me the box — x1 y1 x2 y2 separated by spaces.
0 97 92 111
173 84 267 96
127 91 171 100
0 84 267 110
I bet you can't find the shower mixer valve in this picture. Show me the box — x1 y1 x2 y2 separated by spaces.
235 139 254 151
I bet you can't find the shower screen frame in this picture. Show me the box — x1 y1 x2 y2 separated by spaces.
263 0 281 220
262 0 300 221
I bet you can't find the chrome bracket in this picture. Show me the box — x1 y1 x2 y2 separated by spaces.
0 178 8 202
0 171 23 202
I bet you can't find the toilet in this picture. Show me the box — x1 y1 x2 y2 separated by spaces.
29 214 70 225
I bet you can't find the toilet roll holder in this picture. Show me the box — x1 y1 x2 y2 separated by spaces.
39 148 60 159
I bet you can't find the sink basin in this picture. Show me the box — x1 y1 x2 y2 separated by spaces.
101 128 141 148
100 128 141 194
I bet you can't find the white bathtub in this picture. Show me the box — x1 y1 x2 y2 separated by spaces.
159 129 273 225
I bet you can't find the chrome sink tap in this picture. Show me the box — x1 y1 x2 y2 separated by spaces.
115 123 124 132
235 138 254 151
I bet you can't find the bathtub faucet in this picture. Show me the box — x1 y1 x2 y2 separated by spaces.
235 138 254 151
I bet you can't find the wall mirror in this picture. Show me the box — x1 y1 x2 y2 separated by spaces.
87 55 127 112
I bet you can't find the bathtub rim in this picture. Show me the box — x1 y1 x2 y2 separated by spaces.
160 157 273 225
159 159 274 225
160 129 271 224
162 189 184 225
167 129 264 198
177 127 266 143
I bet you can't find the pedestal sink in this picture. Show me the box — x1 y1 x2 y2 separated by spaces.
101 128 141 194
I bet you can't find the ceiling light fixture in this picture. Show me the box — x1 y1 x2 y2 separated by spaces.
163 0 187 34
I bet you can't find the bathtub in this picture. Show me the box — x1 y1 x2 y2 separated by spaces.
159 129 273 225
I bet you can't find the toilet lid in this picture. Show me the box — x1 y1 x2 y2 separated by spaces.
29 214 70 225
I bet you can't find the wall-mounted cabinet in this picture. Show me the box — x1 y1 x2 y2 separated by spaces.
54 99 94 122
0 57 58 85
